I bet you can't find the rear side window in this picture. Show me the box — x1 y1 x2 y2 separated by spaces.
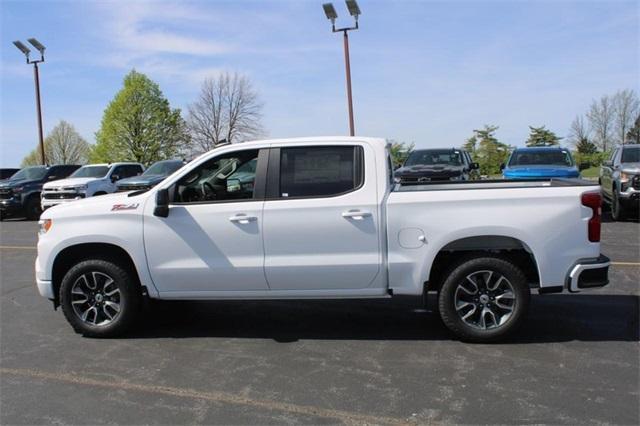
279 146 363 198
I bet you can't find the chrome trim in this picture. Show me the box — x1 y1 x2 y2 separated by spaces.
568 260 610 293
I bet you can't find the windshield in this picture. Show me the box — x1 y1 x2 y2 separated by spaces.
509 150 573 167
621 147 640 163
404 150 462 166
143 161 183 176
10 166 48 181
71 166 110 178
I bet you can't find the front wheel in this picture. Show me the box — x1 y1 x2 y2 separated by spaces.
25 196 42 221
610 191 625 221
438 256 530 342
59 258 141 337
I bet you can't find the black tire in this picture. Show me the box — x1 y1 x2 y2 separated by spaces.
25 196 42 221
610 190 625 221
59 258 141 337
438 256 530 343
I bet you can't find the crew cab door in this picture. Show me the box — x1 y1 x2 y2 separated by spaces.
143 148 269 293
262 144 381 290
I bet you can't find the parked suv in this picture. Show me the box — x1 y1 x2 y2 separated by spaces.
600 144 640 220
0 165 80 220
41 162 144 210
116 159 184 192
394 148 478 184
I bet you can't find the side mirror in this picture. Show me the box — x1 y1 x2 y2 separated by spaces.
154 188 169 217
111 174 120 182
603 160 613 167
499 163 505 171
471 162 480 170
227 178 241 193
579 162 590 171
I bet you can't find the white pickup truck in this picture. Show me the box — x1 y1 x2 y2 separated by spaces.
35 137 609 342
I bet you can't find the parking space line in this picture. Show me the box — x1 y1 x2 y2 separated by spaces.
611 261 640 267
0 367 411 425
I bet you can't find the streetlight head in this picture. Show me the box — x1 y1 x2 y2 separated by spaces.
27 38 46 54
322 3 338 22
345 0 361 18
13 40 31 57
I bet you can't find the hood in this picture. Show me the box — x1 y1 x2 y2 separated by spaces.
396 164 464 177
43 177 101 189
621 162 640 174
0 178 41 188
41 190 147 219
116 175 165 187
503 165 579 178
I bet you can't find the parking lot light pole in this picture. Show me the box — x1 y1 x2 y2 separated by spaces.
323 1 361 137
13 38 47 165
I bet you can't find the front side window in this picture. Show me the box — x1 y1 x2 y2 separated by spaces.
173 149 259 203
279 146 362 198
621 147 640 163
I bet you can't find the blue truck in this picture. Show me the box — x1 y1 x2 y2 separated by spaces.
502 147 583 179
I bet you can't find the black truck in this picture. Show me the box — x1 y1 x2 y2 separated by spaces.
394 148 479 184
0 165 80 220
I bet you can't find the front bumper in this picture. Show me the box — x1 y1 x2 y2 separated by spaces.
566 254 610 293
0 198 24 216
618 186 640 203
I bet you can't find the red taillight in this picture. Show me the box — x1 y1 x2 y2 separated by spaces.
581 191 601 242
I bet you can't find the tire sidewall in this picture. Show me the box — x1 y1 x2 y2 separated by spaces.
438 256 530 342
25 196 42 221
59 259 140 337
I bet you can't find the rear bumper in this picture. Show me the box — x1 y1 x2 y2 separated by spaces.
566 254 610 293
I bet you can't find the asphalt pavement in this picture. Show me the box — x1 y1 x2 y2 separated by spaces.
0 214 638 425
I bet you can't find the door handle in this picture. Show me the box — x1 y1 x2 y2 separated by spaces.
229 214 257 224
341 210 372 220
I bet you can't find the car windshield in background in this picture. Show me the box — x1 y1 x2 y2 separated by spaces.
509 150 573 167
143 161 183 176
71 166 110 178
621 147 640 163
10 166 48 181
405 150 462 166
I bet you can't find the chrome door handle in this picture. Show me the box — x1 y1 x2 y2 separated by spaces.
229 214 257 224
341 210 372 220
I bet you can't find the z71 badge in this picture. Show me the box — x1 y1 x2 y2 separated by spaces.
111 203 139 211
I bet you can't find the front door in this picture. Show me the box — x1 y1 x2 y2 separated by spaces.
144 148 269 293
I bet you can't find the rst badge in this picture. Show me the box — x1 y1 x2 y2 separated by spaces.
111 203 139 211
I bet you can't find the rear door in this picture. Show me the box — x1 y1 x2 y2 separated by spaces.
262 143 381 290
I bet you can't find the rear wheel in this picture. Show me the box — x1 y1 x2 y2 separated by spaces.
438 256 530 342
59 258 141 337
25 196 42 221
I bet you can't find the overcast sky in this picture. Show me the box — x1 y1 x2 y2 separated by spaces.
1 0 638 166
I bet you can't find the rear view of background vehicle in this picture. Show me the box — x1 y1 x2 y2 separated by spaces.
116 159 184 192
0 168 20 180
600 144 640 220
394 148 479 183
0 165 79 220
41 162 144 210
502 147 584 179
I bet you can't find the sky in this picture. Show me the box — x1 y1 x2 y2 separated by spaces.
1 0 638 167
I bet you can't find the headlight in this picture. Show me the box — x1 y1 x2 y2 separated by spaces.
38 219 52 235
450 175 463 181
620 172 631 184
393 176 402 184
12 186 23 193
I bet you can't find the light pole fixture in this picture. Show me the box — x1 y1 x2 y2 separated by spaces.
323 0 360 137
13 38 47 165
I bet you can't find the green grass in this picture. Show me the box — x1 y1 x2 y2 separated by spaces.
580 166 600 179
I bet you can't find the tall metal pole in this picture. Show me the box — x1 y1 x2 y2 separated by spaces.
342 30 355 137
33 62 46 165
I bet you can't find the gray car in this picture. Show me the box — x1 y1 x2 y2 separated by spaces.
600 144 640 220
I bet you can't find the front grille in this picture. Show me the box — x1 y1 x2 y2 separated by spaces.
632 175 640 190
42 192 84 200
117 185 149 192
0 189 13 200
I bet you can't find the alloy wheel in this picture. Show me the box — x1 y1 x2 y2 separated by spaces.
454 270 516 330
70 271 121 326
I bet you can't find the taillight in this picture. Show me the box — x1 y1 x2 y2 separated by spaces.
581 191 601 242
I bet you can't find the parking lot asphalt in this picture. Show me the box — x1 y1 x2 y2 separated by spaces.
1 215 638 425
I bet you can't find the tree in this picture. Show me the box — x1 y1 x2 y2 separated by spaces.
612 89 639 145
587 95 615 152
187 72 264 155
21 120 91 166
468 125 510 175
462 135 477 155
92 70 189 165
388 140 415 167
568 115 597 154
525 125 561 147
626 114 640 145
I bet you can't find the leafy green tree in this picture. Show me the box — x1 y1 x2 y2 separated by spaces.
468 125 510 175
525 125 561 147
92 70 189 164
21 120 91 166
626 114 640 144
462 135 477 155
388 140 415 168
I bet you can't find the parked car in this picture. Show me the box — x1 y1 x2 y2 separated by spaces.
35 137 608 342
502 147 584 179
394 148 479 183
116 159 184 192
0 168 20 180
0 165 80 220
600 144 640 220
41 162 144 210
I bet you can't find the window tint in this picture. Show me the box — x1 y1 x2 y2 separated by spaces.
279 146 362 198
173 150 259 203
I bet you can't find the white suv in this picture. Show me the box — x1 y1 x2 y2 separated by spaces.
41 163 144 210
